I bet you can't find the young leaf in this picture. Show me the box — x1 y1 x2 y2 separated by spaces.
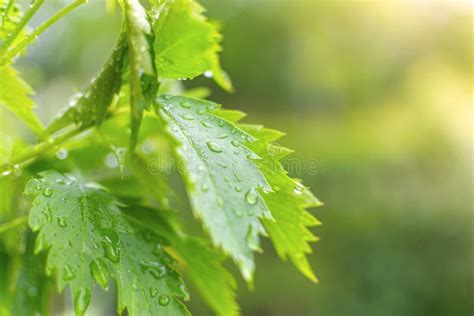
239 124 322 282
125 206 239 316
45 33 127 135
0 66 43 135
152 0 232 92
26 171 189 316
120 0 158 151
156 95 273 281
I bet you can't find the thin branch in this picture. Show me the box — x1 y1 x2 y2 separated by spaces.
1 0 87 65
0 0 45 53
1 125 83 175
0 216 28 234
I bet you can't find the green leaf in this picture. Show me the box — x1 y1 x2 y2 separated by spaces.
0 65 43 135
45 33 127 135
240 124 322 282
125 206 239 316
152 0 232 92
120 0 158 151
6 232 51 316
115 231 190 316
156 95 273 281
26 171 189 316
156 95 321 283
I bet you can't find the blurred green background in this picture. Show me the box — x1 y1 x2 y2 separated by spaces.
9 0 474 315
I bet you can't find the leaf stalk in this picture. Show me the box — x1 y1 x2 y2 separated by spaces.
0 0 46 53
0 0 87 66
0 216 28 234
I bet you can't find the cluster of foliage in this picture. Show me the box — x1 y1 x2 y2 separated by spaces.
0 0 321 315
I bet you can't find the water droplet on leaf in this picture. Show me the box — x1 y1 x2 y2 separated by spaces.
42 188 53 197
203 70 213 78
90 259 109 289
180 101 192 108
294 185 304 195
57 216 67 227
56 148 68 160
159 295 170 306
102 238 120 263
139 260 166 279
181 114 194 121
245 189 258 205
150 288 158 297
206 141 222 153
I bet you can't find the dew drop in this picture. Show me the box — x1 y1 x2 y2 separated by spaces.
56 148 68 160
247 209 254 216
293 185 304 195
201 121 212 128
104 153 118 169
245 189 258 205
203 70 213 78
181 114 194 121
41 205 52 223
206 141 222 153
159 295 170 306
57 216 67 227
231 140 240 147
139 260 166 279
217 133 228 139
102 239 120 263
218 120 225 127
234 186 241 192
1 170 11 176
201 183 209 192
180 101 192 108
42 187 53 197
90 259 109 289
150 288 158 297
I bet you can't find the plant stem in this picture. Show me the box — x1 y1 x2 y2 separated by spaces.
0 126 83 175
1 0 87 66
0 0 45 53
0 107 130 174
0 216 28 234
